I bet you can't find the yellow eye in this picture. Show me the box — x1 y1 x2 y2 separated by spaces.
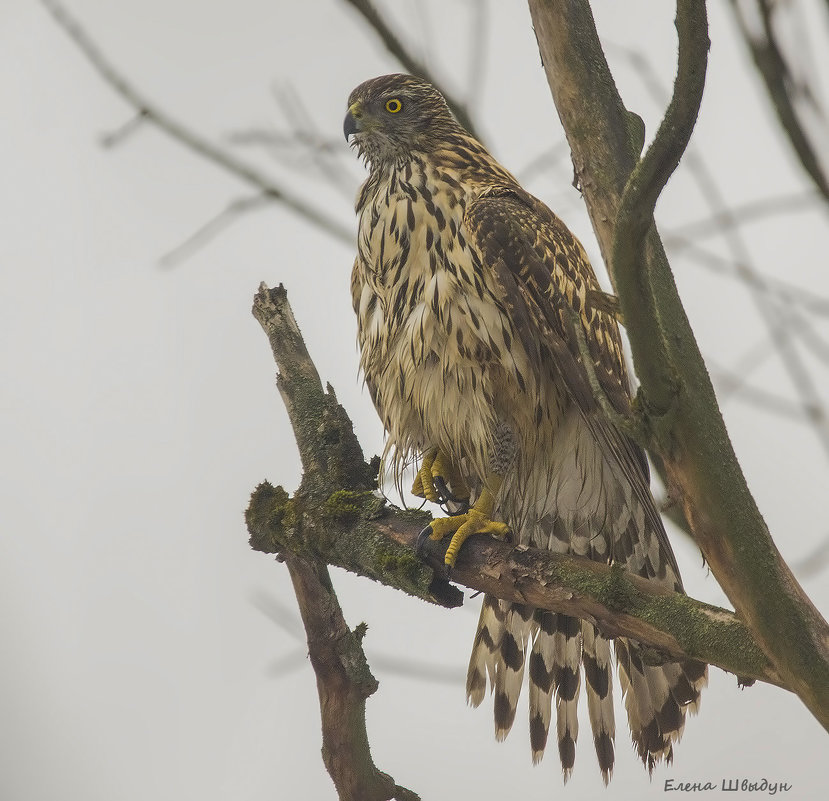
385 98 402 114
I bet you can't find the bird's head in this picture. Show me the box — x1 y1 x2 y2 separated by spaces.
343 74 458 168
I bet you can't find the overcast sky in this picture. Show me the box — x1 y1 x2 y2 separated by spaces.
3 1 828 799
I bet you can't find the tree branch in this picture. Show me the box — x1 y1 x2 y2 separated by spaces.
340 0 481 139
248 282 421 800
41 0 352 245
664 190 820 243
159 194 273 268
247 284 784 694
284 553 419 801
728 0 829 201
610 0 709 413
607 38 829 464
527 0 829 728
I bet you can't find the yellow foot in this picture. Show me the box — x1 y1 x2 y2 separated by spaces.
411 448 470 507
418 487 509 568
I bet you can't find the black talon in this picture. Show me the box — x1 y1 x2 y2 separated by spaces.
415 525 434 556
415 525 452 578
431 476 450 505
443 498 470 516
433 476 470 515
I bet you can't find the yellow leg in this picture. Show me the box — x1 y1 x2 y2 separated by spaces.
411 448 470 506
411 448 440 502
425 476 510 567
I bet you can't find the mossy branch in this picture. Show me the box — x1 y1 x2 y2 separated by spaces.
248 474 784 688
610 0 709 414
527 0 829 728
248 283 787 694
251 284 421 801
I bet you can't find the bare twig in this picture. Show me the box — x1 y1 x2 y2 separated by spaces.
611 37 829 463
728 0 829 200
264 649 308 678
340 0 481 139
677 153 829 456
708 360 817 423
227 128 343 155
253 589 462 686
269 82 359 199
789 305 829 367
666 235 829 318
791 533 829 580
514 139 572 184
99 110 148 148
160 194 273 268
663 190 820 243
41 0 352 246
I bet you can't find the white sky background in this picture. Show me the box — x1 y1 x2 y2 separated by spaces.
2 1 829 799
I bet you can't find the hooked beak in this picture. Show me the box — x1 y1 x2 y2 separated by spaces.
343 101 362 141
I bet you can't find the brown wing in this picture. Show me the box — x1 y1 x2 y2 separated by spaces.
465 186 681 584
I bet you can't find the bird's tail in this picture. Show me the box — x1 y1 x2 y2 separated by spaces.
466 596 705 781
615 638 707 771
582 621 615 782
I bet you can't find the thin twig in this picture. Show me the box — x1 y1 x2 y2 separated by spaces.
99 110 148 148
728 0 829 199
677 152 829 455
514 140 572 184
264 649 308 677
270 82 357 199
791 533 829 580
667 235 829 318
253 589 462 686
712 336 778 402
708 360 815 423
41 0 352 246
613 38 829 459
227 128 343 155
663 190 820 243
340 0 481 139
788 305 829 366
160 194 273 268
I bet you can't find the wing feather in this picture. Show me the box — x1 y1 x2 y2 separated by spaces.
465 186 682 585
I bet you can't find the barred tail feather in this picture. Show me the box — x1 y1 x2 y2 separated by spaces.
467 602 705 782
466 595 503 708
466 596 534 741
615 638 707 772
493 603 533 740
553 614 581 781
582 622 615 783
528 610 556 764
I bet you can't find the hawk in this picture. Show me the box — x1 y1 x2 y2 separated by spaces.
344 73 706 782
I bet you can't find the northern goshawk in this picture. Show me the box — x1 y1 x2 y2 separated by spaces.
344 73 706 782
